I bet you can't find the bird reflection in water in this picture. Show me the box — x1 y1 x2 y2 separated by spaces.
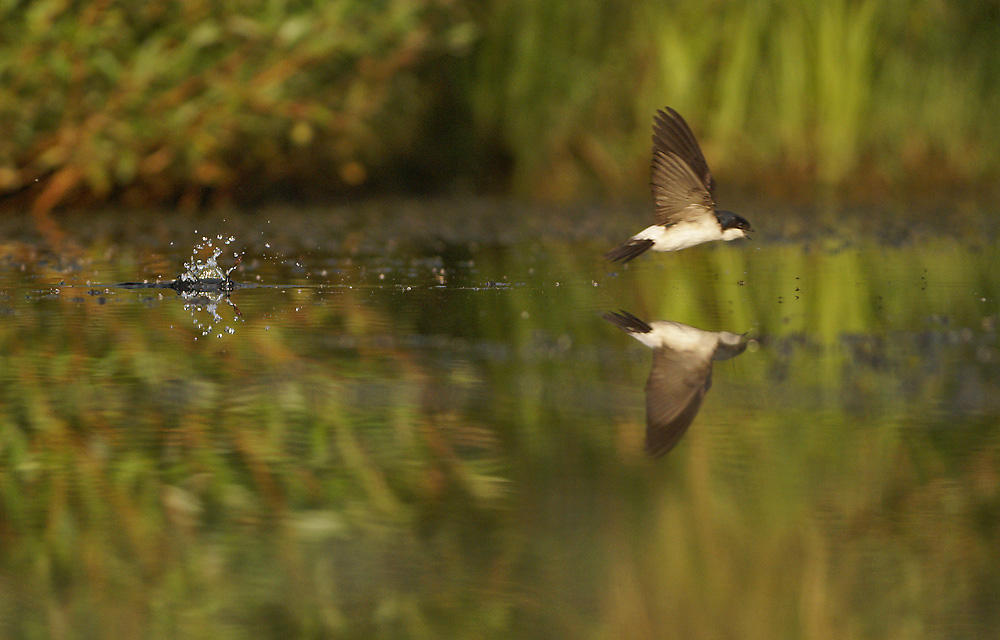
604 310 749 457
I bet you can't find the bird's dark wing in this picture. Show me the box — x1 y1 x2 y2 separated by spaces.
650 149 715 226
602 310 653 335
644 348 712 457
653 107 715 196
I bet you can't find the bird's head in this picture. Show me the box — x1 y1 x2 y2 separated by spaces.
716 211 753 241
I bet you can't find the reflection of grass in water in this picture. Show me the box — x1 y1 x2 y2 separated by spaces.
1 239 999 637
469 239 1000 637
0 287 511 637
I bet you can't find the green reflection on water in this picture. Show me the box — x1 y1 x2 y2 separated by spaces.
0 227 999 639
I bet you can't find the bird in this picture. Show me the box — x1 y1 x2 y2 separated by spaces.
606 107 753 262
604 310 748 457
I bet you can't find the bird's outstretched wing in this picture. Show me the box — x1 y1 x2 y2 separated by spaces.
653 107 715 196
644 348 712 457
650 150 714 226
650 108 716 227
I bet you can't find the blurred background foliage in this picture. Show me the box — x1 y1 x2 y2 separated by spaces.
0 0 998 215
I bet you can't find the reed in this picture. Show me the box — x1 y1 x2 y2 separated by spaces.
469 0 1000 198
1 1 997 213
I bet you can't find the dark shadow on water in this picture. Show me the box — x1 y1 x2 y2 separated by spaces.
117 277 242 294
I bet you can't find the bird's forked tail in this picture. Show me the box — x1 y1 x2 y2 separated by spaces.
605 238 654 263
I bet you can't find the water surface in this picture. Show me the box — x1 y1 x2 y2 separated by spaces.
1 202 998 639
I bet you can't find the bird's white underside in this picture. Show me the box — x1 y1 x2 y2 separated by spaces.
626 320 742 353
632 219 744 252
629 321 716 352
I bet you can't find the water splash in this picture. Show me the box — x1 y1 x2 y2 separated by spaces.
180 235 244 338
183 291 243 339
116 233 248 338
181 234 241 285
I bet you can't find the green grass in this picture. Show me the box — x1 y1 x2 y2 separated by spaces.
470 0 1000 199
1 1 999 215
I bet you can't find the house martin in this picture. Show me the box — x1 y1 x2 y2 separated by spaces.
604 310 748 457
606 107 753 262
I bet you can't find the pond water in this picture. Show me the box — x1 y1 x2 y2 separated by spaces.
1 201 999 639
